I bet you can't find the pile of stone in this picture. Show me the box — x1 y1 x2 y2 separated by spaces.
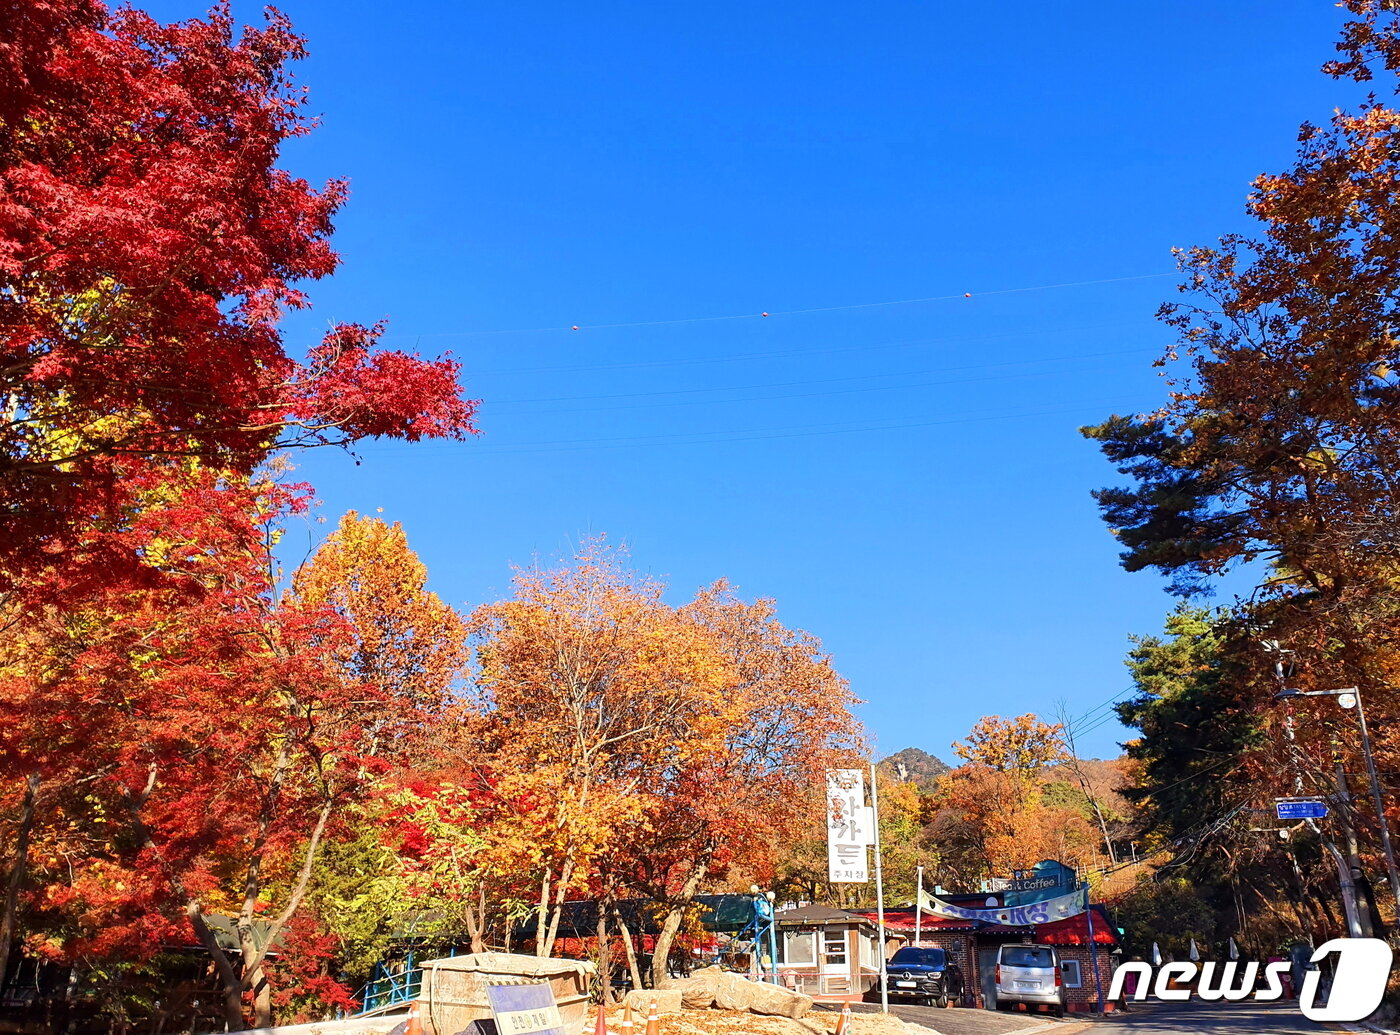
655 965 813 1019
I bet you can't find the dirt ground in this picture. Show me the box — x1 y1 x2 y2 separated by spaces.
591 1006 941 1035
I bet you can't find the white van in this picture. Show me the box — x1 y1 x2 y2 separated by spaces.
994 943 1066 1016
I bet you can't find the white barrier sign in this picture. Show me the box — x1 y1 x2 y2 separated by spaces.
826 769 869 883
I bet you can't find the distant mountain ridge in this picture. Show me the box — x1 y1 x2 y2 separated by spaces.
880 747 952 789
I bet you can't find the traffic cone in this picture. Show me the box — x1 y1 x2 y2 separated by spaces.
619 1002 636 1034
833 1002 852 1035
593 1002 610 1035
405 1001 423 1035
644 1000 660 1035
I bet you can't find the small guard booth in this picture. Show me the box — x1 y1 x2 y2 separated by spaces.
772 904 883 996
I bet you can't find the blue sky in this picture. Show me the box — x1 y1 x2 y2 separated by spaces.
155 0 1354 758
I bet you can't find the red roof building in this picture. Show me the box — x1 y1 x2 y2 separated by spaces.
844 903 1121 1014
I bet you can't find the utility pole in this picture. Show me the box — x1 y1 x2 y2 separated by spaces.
915 865 923 947
870 761 889 1014
1275 686 1400 922
1352 689 1400 918
1332 739 1376 937
1082 886 1105 1014
767 892 778 986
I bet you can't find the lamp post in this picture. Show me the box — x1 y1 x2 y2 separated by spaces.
1274 686 1400 920
749 886 780 985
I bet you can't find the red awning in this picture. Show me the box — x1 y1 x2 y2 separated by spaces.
850 905 1116 945
1034 906 1118 946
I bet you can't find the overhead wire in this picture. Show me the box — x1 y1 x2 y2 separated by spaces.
464 319 1146 377
484 346 1155 409
1072 710 1129 742
351 274 1175 458
1071 689 1135 729
355 399 1130 457
489 356 1150 419
394 271 1177 339
1078 694 1140 734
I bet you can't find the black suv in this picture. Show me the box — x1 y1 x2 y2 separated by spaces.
869 946 964 1008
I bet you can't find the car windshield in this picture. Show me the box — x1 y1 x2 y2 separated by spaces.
889 947 946 967
1001 946 1055 968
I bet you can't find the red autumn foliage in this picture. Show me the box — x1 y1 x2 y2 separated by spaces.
0 0 478 587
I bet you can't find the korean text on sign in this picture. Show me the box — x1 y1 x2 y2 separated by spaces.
826 768 869 883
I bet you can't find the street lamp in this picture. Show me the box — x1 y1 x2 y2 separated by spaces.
1274 686 1400 919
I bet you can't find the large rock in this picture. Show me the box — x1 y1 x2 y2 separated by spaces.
657 965 723 1009
656 966 811 1018
711 971 813 1019
621 988 683 1015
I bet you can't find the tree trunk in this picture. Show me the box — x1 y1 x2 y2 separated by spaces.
187 902 245 1030
464 883 488 954
1055 704 1117 864
0 773 40 992
613 908 644 992
533 870 551 956
254 978 273 1028
239 799 334 1029
540 857 575 958
596 897 612 1006
649 863 707 987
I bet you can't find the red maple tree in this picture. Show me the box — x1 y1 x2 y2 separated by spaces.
1 0 478 587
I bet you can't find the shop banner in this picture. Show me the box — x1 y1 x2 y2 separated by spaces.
917 885 1088 927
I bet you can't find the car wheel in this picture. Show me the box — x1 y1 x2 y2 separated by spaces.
936 994 950 1009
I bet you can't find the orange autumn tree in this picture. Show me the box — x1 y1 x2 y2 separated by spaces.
953 714 1069 792
934 714 1095 883
289 510 475 970
466 543 736 959
292 510 468 736
627 581 863 985
458 547 863 988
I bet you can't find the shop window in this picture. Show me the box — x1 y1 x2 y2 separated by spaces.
780 932 815 965
824 934 847 966
1061 959 1083 988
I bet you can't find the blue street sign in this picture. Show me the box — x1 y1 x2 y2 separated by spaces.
1276 800 1329 820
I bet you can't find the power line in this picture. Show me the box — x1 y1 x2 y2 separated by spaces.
465 319 1146 377
1072 689 1134 729
1074 710 1131 742
393 272 1177 339
484 346 1154 410
353 399 1130 457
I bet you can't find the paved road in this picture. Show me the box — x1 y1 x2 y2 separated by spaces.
812 1001 1064 1035
1063 999 1320 1035
814 998 1323 1035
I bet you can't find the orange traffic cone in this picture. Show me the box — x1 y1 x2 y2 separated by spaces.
833 1002 852 1035
593 1001 610 1035
619 1003 636 1034
405 1001 423 1035
644 1000 660 1035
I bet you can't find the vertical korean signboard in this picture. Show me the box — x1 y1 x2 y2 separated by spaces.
826 769 870 883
